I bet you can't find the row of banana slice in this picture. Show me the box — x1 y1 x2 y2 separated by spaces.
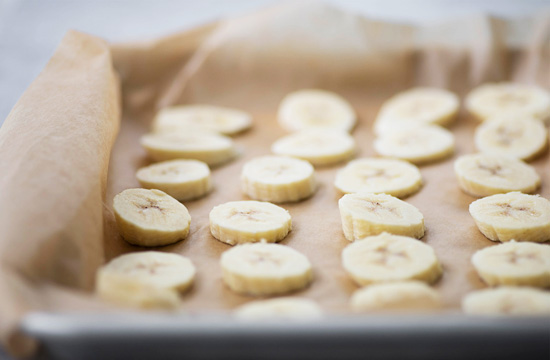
100 83 550 317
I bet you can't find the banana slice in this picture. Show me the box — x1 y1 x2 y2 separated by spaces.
221 242 313 296
235 297 323 320
141 131 237 166
454 154 541 197
113 188 191 247
153 105 252 135
462 287 550 315
342 233 442 286
136 159 212 202
96 251 196 309
465 83 550 123
374 87 459 135
334 158 422 198
474 116 548 161
351 281 441 312
339 193 425 241
241 155 316 203
271 129 356 166
469 192 550 243
277 89 356 132
471 242 550 287
209 201 292 245
373 125 455 165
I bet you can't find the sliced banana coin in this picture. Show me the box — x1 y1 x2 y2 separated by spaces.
373 125 455 164
221 242 313 296
136 159 212 202
271 129 356 166
474 116 548 161
334 158 422 198
241 155 316 203
462 287 550 315
339 192 425 241
469 192 550 243
141 131 237 166
351 281 441 312
342 233 442 286
209 201 292 245
113 188 191 247
153 105 252 135
454 154 540 197
465 83 550 123
96 251 196 309
374 87 459 135
277 89 356 132
235 297 323 320
471 242 550 287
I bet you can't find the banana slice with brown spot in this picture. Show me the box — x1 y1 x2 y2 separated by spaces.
342 232 442 286
339 192 425 241
153 105 252 135
351 281 441 312
136 159 212 201
221 242 313 296
469 192 550 243
465 83 550 123
373 125 455 165
454 154 540 197
474 116 548 161
241 155 316 203
334 158 422 198
462 287 550 315
141 131 237 166
277 89 356 132
209 201 292 245
271 129 356 166
113 188 191 247
374 87 459 135
471 242 550 287
235 297 323 319
96 251 196 309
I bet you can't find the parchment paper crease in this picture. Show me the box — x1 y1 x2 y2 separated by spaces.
0 2 549 357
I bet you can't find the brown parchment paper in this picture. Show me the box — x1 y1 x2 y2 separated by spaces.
1 1 549 357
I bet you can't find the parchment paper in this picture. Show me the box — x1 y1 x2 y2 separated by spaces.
1 2 549 357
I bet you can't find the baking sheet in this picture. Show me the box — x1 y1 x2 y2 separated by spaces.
0 1 549 357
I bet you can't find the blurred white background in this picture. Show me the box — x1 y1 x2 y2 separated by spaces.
1 0 549 125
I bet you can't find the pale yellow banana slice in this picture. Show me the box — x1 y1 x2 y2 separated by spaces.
113 188 191 247
469 192 550 243
351 281 441 312
342 233 442 286
209 201 292 245
474 116 548 161
462 287 550 315
241 155 316 203
334 158 422 198
471 241 550 287
339 193 425 241
465 83 550 123
271 129 356 166
373 125 455 164
141 131 237 166
278 89 356 132
96 251 196 309
235 297 323 320
136 159 212 202
221 242 313 296
153 105 252 135
454 154 540 197
374 87 459 135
